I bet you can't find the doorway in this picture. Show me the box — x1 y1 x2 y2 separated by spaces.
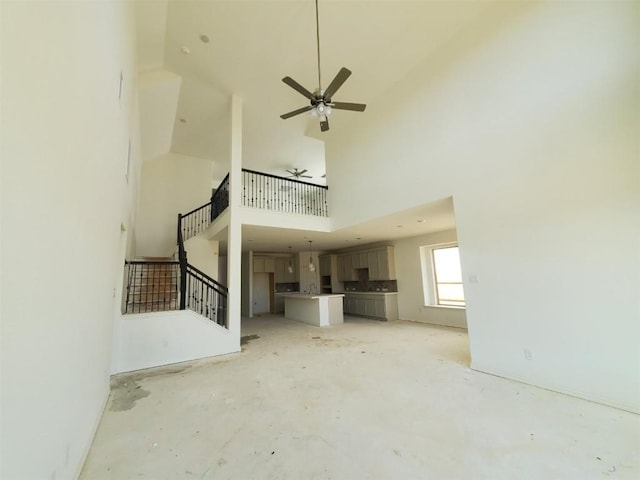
252 272 271 314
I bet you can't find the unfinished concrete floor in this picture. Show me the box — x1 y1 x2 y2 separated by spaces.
82 315 639 479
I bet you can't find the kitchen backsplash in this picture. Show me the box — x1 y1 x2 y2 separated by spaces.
275 282 300 293
343 280 397 292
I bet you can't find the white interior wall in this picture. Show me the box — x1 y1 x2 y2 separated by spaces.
241 251 252 317
134 0 168 72
0 2 142 478
393 230 467 329
218 255 228 286
136 152 213 256
239 206 332 233
138 69 182 162
225 94 243 345
111 310 237 374
184 236 219 280
326 1 640 412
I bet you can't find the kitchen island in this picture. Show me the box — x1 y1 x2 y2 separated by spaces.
281 293 345 327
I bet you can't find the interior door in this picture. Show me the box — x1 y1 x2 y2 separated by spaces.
253 272 270 314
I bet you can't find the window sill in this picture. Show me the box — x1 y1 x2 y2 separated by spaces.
424 304 466 310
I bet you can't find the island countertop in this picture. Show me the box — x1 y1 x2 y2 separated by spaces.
279 293 345 300
340 291 398 296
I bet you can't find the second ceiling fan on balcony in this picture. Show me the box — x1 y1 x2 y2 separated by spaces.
280 0 366 132
286 168 312 179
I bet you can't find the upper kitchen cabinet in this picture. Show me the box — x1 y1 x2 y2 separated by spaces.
336 246 396 281
351 252 368 269
368 247 396 280
254 256 276 274
337 254 357 281
274 256 298 283
319 255 332 276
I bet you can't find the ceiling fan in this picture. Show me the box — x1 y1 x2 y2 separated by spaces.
286 168 312 179
280 0 366 132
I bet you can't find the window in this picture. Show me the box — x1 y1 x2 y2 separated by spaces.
432 246 465 306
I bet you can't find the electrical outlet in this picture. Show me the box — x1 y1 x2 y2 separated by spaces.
524 348 533 360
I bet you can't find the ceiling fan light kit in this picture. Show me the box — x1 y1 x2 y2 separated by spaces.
280 0 366 132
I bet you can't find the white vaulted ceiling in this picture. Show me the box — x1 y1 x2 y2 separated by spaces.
133 1 506 251
135 0 492 181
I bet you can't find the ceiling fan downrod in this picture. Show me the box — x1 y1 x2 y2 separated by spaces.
279 0 367 132
315 0 322 92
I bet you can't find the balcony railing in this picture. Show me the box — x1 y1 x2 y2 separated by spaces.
241 168 328 217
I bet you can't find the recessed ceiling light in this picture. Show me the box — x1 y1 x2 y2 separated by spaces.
199 34 211 43
181 46 191 55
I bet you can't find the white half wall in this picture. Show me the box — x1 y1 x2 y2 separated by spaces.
239 206 332 233
136 152 213 256
111 310 238 374
325 1 640 412
393 230 467 329
1 2 141 478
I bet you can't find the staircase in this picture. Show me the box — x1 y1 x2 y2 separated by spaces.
122 177 230 327
121 168 327 326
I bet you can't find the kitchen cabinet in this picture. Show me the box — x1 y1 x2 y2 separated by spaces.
265 258 275 272
352 252 367 269
337 254 357 281
367 247 396 280
254 256 275 273
275 256 298 283
275 294 285 313
349 297 359 313
337 247 396 281
336 255 345 281
342 293 398 321
319 255 332 276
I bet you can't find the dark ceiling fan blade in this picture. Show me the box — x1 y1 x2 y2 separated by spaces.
331 102 367 112
320 118 329 132
323 67 351 101
286 168 311 178
282 77 315 100
280 106 313 119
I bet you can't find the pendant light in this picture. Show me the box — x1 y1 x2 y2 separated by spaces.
287 246 294 274
308 240 316 272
